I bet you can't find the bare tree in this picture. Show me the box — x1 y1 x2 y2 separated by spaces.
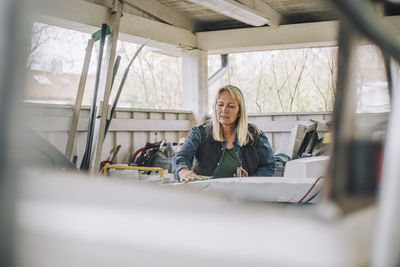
288 49 309 112
27 24 50 69
327 48 338 110
138 52 150 107
255 55 265 113
270 55 286 112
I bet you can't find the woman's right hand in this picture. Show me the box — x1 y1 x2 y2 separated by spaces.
178 168 200 182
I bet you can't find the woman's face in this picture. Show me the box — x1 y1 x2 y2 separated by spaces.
216 91 240 127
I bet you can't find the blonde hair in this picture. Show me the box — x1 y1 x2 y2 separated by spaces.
212 85 258 146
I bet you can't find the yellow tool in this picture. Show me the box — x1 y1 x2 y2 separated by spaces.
103 164 164 178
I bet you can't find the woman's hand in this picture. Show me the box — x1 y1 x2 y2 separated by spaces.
233 167 248 178
178 168 200 182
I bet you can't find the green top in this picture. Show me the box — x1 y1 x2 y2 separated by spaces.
214 148 240 178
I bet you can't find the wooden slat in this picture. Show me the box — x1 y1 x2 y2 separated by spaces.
28 117 192 132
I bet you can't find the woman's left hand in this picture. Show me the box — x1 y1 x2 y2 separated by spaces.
233 167 248 177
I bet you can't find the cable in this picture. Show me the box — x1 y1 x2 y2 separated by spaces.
298 176 324 204
305 190 320 203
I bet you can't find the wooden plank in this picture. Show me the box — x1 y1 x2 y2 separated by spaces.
133 132 147 155
65 39 94 160
272 115 298 121
132 112 148 157
150 112 162 119
115 132 131 163
115 111 132 119
165 113 177 120
165 132 176 143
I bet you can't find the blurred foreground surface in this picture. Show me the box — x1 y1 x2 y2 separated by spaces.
16 168 374 267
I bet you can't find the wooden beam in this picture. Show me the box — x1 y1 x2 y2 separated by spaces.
34 0 196 56
238 0 282 28
124 0 197 32
119 11 197 53
197 16 400 54
197 20 339 54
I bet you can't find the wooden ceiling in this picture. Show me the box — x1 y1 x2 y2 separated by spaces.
36 0 400 55
157 0 338 30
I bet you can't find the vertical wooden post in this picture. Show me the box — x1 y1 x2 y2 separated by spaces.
181 49 208 124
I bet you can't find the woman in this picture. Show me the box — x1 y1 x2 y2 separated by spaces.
172 85 275 182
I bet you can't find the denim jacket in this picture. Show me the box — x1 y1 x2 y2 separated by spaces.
172 124 276 179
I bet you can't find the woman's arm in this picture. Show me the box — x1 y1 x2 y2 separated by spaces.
252 131 276 176
172 126 203 180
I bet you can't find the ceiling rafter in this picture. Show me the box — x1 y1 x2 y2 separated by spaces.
186 0 281 28
124 0 198 32
238 0 283 27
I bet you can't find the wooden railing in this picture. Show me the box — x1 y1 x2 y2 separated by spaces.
26 103 355 165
